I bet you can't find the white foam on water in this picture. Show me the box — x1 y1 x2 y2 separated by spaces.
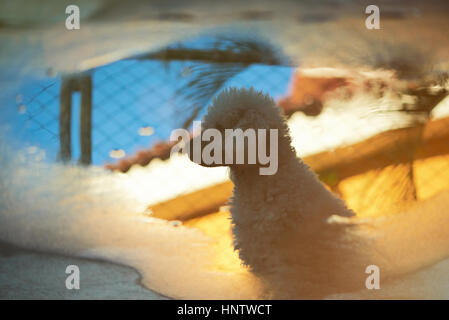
0 137 261 299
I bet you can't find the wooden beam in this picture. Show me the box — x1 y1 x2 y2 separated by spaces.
149 182 234 221
309 117 449 181
135 48 287 66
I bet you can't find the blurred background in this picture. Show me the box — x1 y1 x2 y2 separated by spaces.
2 0 449 217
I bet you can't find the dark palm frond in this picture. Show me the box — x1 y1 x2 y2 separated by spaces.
369 42 433 80
360 41 448 122
175 63 245 123
172 36 286 129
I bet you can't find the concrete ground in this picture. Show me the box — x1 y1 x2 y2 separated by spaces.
0 242 167 300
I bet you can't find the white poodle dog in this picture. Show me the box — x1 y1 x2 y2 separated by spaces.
189 87 374 299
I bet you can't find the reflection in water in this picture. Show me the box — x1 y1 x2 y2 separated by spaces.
0 133 449 299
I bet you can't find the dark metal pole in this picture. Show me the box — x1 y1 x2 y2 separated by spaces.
59 77 73 162
79 74 92 165
58 72 93 165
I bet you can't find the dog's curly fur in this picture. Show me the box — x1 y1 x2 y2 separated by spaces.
198 87 372 298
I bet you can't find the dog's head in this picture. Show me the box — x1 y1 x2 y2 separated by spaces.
202 87 283 133
187 87 288 173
